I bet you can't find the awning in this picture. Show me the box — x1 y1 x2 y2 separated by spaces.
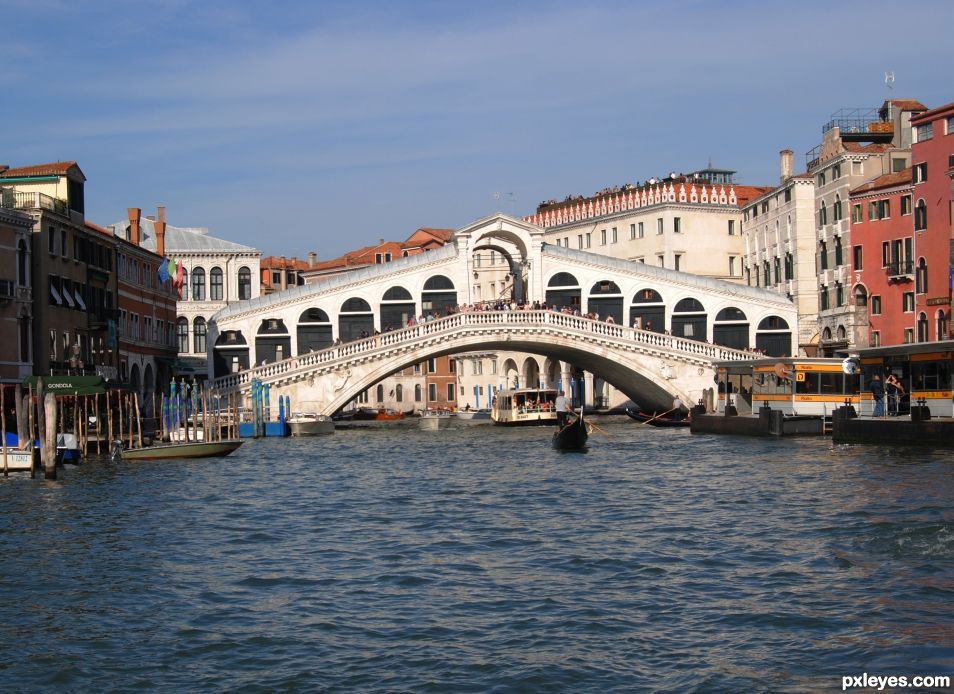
74 288 87 311
22 375 106 395
50 283 62 305
62 286 76 308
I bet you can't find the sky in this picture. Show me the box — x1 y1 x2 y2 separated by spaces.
3 0 952 261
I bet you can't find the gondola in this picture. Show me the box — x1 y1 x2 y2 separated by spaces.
552 408 589 451
625 407 690 427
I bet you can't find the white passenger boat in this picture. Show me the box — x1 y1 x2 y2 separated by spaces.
491 388 559 426
419 410 454 430
287 412 335 436
456 408 491 422
1 447 34 472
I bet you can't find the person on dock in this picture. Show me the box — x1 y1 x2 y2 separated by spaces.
555 390 574 428
870 373 885 418
885 374 904 416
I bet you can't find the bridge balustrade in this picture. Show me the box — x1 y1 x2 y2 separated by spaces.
211 310 755 392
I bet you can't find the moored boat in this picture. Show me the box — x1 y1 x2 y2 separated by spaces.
419 410 454 430
625 408 689 427
456 408 491 422
119 439 244 461
0 447 35 472
287 412 335 436
352 407 406 421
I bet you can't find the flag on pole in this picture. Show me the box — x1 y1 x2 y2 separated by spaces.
158 258 170 283
167 257 176 282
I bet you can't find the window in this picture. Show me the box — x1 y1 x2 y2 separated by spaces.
833 196 842 221
629 223 636 240
585 232 591 248
871 331 881 347
901 195 912 216
674 254 682 272
60 229 67 257
832 164 841 179
176 318 189 352
853 245 863 271
784 252 793 281
473 359 482 376
638 222 644 238
878 200 890 219
238 266 251 300
871 295 881 315
611 227 617 243
916 258 928 294
17 239 28 286
673 217 681 233
835 282 844 307
916 122 933 142
657 218 663 235
947 116 954 135
817 172 826 187
193 318 207 353
820 285 829 310
882 241 890 267
727 220 735 235
48 227 56 254
773 257 781 283
447 384 455 401
784 189 792 203
913 162 927 184
415 384 422 402
904 328 914 344
728 256 736 276
834 237 843 266
577 235 583 249
210 267 223 301
271 270 281 284
914 199 927 231
192 267 206 301
428 383 437 402
819 202 827 226
903 292 915 312
600 229 606 245
819 240 828 271
427 357 436 373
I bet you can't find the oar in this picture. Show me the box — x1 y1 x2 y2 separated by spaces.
589 421 611 437
643 406 678 425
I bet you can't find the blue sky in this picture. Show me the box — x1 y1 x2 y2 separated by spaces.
4 0 952 260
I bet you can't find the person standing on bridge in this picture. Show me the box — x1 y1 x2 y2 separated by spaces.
555 390 575 428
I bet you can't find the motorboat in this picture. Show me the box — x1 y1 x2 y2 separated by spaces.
456 408 491 422
119 439 244 461
419 410 454 430
287 412 335 436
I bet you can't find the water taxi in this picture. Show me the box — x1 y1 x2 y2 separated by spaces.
491 388 559 425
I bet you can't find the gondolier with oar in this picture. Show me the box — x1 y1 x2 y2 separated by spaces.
555 389 575 428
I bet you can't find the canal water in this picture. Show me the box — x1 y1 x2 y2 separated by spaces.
1 418 951 692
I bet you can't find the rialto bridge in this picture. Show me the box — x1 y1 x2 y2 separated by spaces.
207 214 797 412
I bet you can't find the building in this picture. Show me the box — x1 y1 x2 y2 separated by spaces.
806 100 925 355
524 167 772 284
0 207 34 383
111 210 261 378
910 101 954 342
0 162 119 380
849 169 914 346
261 255 313 295
108 210 179 411
742 150 819 354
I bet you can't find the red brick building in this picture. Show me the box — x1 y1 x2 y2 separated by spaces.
910 102 954 341
850 170 914 346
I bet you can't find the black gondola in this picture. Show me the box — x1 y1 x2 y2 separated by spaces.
625 407 690 427
552 409 589 450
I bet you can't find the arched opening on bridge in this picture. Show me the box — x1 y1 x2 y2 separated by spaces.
522 357 541 390
339 297 374 342
755 316 792 357
256 318 291 365
672 298 707 341
421 275 457 316
502 358 520 388
545 272 580 311
472 244 527 304
543 358 561 390
630 288 664 332
297 308 332 354
213 330 249 377
588 280 623 323
713 307 749 350
381 286 416 330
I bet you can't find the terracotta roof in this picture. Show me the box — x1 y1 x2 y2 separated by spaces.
910 101 954 124
261 255 312 270
842 142 893 154
0 161 84 179
733 185 774 205
850 168 912 195
84 221 112 236
887 99 928 112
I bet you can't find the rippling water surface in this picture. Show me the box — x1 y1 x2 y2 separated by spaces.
1 419 952 692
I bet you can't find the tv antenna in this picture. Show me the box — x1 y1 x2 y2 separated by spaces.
884 71 895 90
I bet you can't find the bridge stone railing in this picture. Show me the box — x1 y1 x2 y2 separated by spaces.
210 310 755 393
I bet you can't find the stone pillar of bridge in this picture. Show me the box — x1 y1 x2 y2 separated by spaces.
583 372 594 408
560 362 573 396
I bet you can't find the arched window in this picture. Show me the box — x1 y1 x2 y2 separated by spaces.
916 258 928 294
191 267 206 301
180 269 189 300
238 266 251 300
193 317 207 354
854 285 868 307
822 327 832 341
833 195 843 221
176 317 189 353
819 202 828 226
376 384 384 403
914 199 927 231
17 239 28 287
210 267 223 301
917 312 928 342
937 310 949 341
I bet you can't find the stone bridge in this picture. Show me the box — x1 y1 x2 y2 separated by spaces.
208 213 796 411
210 310 757 413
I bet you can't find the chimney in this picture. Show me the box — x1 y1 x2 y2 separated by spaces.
779 149 794 183
155 206 166 256
280 256 287 290
127 207 141 245
308 251 316 268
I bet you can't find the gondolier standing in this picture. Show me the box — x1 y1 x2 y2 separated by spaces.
555 390 575 428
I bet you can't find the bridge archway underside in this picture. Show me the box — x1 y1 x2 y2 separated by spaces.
212 312 753 413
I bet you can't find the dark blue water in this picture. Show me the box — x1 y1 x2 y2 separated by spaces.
1 419 951 693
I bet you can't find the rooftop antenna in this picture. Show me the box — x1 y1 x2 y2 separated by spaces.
884 71 895 91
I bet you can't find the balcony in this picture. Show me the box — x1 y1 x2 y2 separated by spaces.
886 259 914 282
0 189 69 216
822 108 894 141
